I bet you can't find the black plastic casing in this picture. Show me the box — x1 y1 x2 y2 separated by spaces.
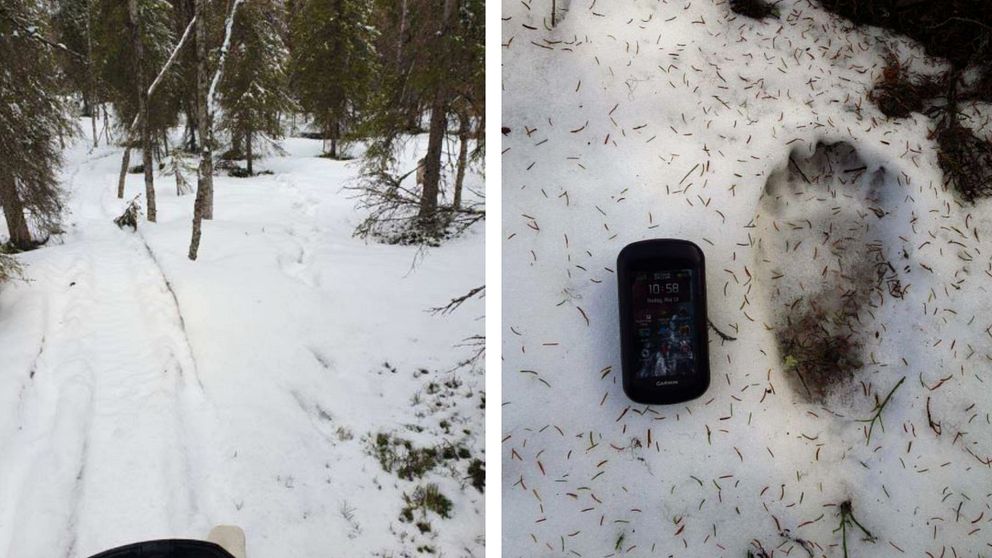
617 239 710 404
87 540 235 558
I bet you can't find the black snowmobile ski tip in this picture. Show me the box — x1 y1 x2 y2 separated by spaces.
87 539 235 558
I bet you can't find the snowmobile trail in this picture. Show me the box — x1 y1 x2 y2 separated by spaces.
0 162 208 557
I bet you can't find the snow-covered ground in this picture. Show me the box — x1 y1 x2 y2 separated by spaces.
502 1 992 556
0 130 484 557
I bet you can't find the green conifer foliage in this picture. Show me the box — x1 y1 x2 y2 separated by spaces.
0 0 75 255
290 0 378 158
218 0 294 175
91 0 179 139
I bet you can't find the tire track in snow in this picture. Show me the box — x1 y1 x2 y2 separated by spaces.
0 166 210 557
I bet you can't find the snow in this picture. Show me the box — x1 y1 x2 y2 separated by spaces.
502 1 992 557
0 126 484 556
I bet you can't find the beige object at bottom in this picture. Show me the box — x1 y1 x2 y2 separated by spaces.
207 525 247 558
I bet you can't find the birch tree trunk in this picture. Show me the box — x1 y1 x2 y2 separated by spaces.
189 0 213 260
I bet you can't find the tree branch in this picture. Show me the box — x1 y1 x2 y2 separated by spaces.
0 8 87 62
207 0 246 120
429 285 485 315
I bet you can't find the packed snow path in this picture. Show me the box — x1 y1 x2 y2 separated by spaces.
0 135 485 557
0 150 212 556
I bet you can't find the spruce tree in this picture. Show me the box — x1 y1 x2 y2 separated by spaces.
217 0 293 176
290 0 377 158
354 0 484 243
92 0 177 139
53 0 98 116
92 0 177 220
449 0 484 210
0 0 75 253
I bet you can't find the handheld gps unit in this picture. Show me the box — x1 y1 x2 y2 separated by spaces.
617 239 710 404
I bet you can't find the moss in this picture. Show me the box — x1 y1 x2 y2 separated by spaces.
401 483 453 523
366 432 440 480
415 484 453 518
468 459 485 493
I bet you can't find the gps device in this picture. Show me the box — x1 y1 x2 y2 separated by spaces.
617 239 710 404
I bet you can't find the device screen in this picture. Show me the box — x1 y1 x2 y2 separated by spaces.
630 269 697 383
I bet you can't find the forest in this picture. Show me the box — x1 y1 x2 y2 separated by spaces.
1 0 484 270
0 1 485 555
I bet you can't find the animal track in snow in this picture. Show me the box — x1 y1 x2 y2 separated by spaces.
754 142 907 403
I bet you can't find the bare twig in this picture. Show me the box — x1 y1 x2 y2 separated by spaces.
429 285 485 316
858 376 905 445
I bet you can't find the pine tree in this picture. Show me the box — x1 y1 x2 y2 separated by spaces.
0 0 75 254
289 0 377 158
217 0 293 176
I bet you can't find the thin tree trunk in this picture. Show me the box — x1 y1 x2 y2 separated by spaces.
130 0 156 223
0 176 32 249
418 0 457 228
397 0 407 66
246 126 253 176
186 109 198 151
102 104 111 144
86 0 98 148
420 103 446 226
90 109 99 148
117 144 132 198
453 112 469 211
189 0 212 259
330 120 338 158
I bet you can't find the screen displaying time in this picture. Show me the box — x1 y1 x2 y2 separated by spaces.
630 269 696 380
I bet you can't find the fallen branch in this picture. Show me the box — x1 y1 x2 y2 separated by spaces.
430 285 485 315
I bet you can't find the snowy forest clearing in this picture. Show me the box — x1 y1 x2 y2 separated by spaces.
0 128 485 557
502 0 992 556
